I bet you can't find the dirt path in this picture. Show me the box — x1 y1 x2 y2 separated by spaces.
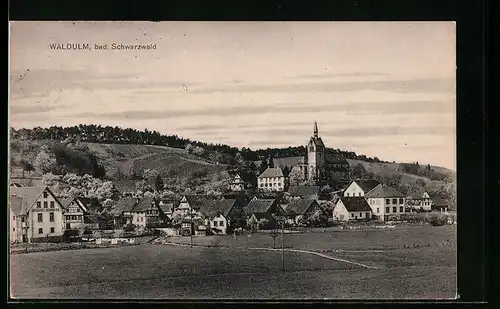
162 241 379 270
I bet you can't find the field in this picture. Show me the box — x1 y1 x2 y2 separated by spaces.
9 225 457 300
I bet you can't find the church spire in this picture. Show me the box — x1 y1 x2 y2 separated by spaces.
313 121 318 138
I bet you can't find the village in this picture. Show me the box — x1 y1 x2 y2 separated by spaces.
9 122 454 246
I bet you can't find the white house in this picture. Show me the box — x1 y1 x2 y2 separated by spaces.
343 180 380 197
406 190 433 211
199 198 246 235
230 174 245 192
333 196 373 222
10 186 66 243
364 184 406 221
59 197 88 230
257 167 286 192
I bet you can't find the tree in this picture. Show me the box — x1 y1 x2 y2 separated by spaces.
42 173 61 186
259 158 269 175
288 166 305 186
21 160 35 177
143 169 159 180
185 143 193 153
282 165 290 177
351 163 367 179
34 148 55 174
192 146 205 156
155 174 164 192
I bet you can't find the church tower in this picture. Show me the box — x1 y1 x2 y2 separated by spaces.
307 121 325 183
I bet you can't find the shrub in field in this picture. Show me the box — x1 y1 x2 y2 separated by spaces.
427 213 448 226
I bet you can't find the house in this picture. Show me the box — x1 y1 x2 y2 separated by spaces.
79 197 103 212
248 212 278 230
287 185 321 200
244 199 284 223
325 153 350 181
222 193 252 207
364 184 406 221
333 197 373 222
229 174 245 192
431 198 449 212
284 199 321 225
129 197 158 228
343 179 380 197
59 197 88 230
257 167 286 192
10 186 66 243
158 198 178 220
198 198 246 235
175 195 216 216
406 190 433 211
109 197 137 227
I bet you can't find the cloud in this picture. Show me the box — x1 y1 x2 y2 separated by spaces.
187 77 455 95
284 72 392 80
10 104 63 115
72 99 454 121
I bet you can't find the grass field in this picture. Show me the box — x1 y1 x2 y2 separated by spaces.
9 225 456 300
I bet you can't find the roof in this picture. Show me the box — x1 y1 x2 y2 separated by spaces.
58 198 75 209
158 199 178 213
325 154 348 164
309 136 325 148
352 180 381 193
285 199 319 216
222 193 251 207
183 195 217 210
288 185 320 197
272 156 306 168
79 197 102 209
9 186 51 214
199 199 238 218
10 195 26 216
258 167 284 178
132 197 155 212
338 196 372 212
432 198 449 206
244 199 276 215
364 184 405 198
407 189 430 199
110 197 137 216
251 212 276 222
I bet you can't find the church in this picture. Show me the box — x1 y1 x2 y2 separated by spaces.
271 121 350 185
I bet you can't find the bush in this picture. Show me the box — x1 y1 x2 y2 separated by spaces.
124 224 136 232
427 213 448 226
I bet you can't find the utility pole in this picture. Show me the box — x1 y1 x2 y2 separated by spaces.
190 206 193 248
280 217 285 273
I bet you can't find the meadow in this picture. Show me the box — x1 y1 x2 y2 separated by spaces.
9 224 456 300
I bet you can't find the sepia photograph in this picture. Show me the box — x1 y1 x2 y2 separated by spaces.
9 21 457 300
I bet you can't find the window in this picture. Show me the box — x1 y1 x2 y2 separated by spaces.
50 201 55 208
385 207 390 213
393 207 397 213
38 228 43 234
346 193 350 197
43 201 48 208
385 199 390 205
400 206 403 213
358 192 362 196
399 198 404 204
141 217 144 222
50 227 55 233
392 198 397 204
37 201 41 208
220 221 224 226
359 212 363 217
260 183 263 187
351 213 354 218
213 221 218 227
43 191 48 198
366 212 370 218
49 212 54 222
37 213 43 222
278 183 282 186
377 208 380 213
13 215 16 221
21 216 25 222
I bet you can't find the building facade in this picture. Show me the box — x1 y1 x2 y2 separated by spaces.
364 184 406 221
257 167 286 192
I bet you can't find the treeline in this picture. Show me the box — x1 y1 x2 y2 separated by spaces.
400 162 449 181
10 125 385 164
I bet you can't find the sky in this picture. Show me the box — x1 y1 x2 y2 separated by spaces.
9 21 456 170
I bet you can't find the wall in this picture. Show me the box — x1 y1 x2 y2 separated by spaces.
367 197 405 221
132 212 146 227
343 182 366 197
28 190 64 241
210 214 228 234
258 176 285 192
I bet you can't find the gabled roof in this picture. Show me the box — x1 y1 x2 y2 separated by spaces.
244 199 276 215
365 184 405 198
58 198 75 209
258 167 284 178
288 185 320 197
10 195 26 216
251 212 276 222
407 189 430 199
183 195 217 210
272 156 306 168
338 196 372 212
222 193 251 207
110 197 137 216
10 186 54 214
158 199 178 213
285 199 319 216
199 199 238 219
132 197 155 212
351 180 381 193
